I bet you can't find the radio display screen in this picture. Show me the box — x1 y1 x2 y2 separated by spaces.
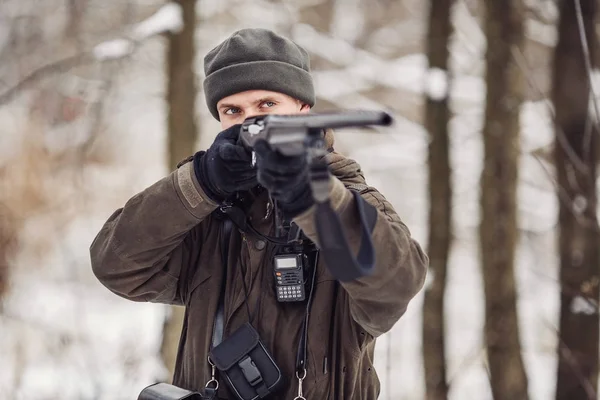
275 257 298 270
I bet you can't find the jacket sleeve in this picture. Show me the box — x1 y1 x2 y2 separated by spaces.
89 160 219 305
293 176 428 337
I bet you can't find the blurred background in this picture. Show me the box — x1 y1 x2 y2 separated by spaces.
1 0 599 399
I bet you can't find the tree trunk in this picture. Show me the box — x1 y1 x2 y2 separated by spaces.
354 0 406 50
422 1 453 399
480 1 529 399
65 0 87 41
552 1 599 399
298 0 335 34
0 205 15 302
160 0 198 380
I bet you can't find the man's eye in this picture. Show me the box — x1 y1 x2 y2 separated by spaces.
224 107 240 115
262 101 276 108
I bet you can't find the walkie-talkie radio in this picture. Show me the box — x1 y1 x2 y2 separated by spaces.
274 253 306 302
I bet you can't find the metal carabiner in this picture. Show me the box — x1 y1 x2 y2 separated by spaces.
205 356 219 390
205 379 219 390
293 368 307 400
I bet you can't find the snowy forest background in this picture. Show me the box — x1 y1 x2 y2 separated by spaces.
1 0 600 399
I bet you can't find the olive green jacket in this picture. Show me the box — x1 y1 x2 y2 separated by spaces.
90 136 427 399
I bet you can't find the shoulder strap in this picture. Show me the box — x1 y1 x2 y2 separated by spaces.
295 248 319 378
310 159 378 282
211 218 233 349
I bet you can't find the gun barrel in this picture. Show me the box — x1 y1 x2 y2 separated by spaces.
239 110 394 154
263 110 393 131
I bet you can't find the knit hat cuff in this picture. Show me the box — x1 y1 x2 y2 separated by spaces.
204 60 316 120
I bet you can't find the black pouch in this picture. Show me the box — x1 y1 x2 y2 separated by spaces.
209 322 285 400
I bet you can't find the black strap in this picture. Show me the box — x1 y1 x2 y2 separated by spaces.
295 250 318 376
220 204 289 245
212 219 232 349
200 387 218 400
310 158 378 282
239 253 261 325
329 281 340 397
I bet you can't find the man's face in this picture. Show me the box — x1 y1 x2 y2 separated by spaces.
216 90 310 129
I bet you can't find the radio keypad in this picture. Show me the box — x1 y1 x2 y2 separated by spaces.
276 284 304 301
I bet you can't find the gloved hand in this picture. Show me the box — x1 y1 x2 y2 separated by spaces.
254 140 314 218
194 124 257 203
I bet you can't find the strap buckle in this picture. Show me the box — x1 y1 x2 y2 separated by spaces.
238 356 263 386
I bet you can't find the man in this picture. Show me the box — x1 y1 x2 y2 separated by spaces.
90 28 427 399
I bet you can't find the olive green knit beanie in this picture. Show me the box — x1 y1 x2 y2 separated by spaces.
203 28 316 120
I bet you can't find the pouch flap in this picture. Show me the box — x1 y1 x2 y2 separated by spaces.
209 322 260 371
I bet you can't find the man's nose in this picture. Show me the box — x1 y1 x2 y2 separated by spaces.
243 111 267 120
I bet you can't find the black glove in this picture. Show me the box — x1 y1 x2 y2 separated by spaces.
254 140 314 219
194 124 257 203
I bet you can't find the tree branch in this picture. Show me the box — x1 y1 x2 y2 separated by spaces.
0 53 92 106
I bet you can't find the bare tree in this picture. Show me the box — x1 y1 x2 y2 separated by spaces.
354 0 410 52
552 1 599 399
295 0 337 73
297 0 335 34
422 1 453 399
0 205 15 302
160 0 199 379
480 0 529 399
65 0 88 48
